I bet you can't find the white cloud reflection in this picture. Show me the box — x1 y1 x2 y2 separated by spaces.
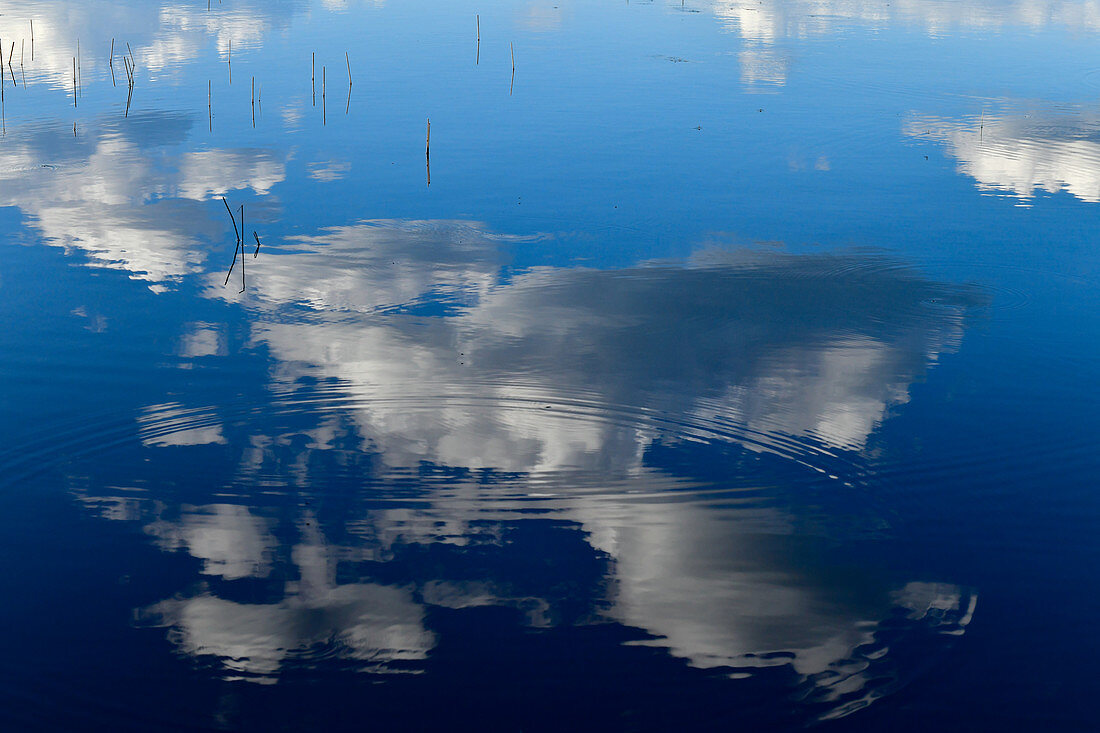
0 0 302 90
709 0 1100 88
68 217 977 717
711 0 1100 42
0 115 285 285
234 231 966 474
145 503 276 580
906 108 1100 203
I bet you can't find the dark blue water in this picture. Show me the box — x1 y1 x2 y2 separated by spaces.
0 1 1097 730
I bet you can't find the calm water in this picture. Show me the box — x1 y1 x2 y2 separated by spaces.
0 1 1097 730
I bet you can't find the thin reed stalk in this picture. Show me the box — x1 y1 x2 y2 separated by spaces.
239 204 245 292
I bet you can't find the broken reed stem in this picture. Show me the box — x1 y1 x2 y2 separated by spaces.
72 57 76 106
346 52 352 86
426 117 430 155
511 42 515 72
224 238 241 286
223 196 240 242
477 14 480 41
227 39 231 83
77 39 80 97
312 52 315 106
222 197 242 287
208 80 212 131
30 20 33 61
253 231 261 257
322 65 326 124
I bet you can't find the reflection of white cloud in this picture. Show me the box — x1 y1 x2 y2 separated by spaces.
704 339 915 452
226 232 973 713
0 119 285 284
238 232 965 476
64 213 976 709
711 0 1100 42
0 1 298 90
179 322 226 357
738 47 789 88
142 583 433 680
138 402 227 447
906 110 1100 203
711 0 1100 86
210 219 517 311
518 4 564 32
567 497 975 719
138 519 434 681
176 150 286 198
145 504 276 580
306 159 351 182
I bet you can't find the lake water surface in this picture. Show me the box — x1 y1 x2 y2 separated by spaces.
0 1 1097 730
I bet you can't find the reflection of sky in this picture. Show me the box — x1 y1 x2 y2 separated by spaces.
8 0 1097 727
